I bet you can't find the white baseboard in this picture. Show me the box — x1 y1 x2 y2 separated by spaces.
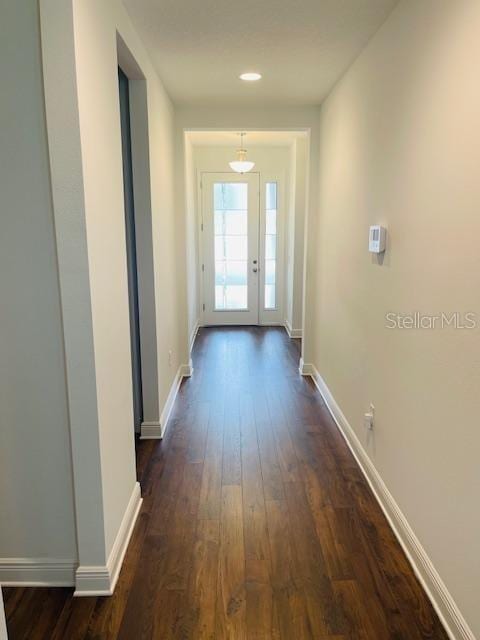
0 484 142 595
140 361 193 440
0 558 76 587
258 321 284 326
298 357 313 375
74 481 142 596
189 320 200 353
301 364 475 640
1 587 7 640
140 420 162 438
284 319 302 338
180 358 194 378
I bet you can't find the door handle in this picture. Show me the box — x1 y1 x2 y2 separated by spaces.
253 267 258 273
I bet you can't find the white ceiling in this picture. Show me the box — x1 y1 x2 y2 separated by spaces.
123 0 398 107
187 130 307 147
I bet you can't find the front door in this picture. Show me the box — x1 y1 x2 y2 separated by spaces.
202 173 260 325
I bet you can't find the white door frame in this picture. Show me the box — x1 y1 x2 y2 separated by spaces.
198 170 285 327
0 587 7 640
258 171 286 326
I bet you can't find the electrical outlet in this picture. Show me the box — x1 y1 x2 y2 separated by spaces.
364 403 375 430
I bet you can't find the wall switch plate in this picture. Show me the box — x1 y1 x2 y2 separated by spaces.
369 225 386 253
364 404 375 430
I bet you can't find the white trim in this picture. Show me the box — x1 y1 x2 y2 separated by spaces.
189 320 200 353
0 588 7 640
258 171 286 326
139 420 162 439
258 321 284 327
140 362 193 439
298 357 314 375
74 481 142 596
74 566 110 597
301 364 475 640
0 558 76 587
180 359 194 378
284 319 302 338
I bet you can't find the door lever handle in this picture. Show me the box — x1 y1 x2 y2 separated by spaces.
252 267 258 273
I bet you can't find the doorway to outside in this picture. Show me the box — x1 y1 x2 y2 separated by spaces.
118 67 143 431
201 171 281 326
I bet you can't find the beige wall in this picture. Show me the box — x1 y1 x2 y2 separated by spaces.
313 0 480 635
72 0 138 559
70 0 184 558
285 137 308 334
0 0 77 564
183 136 200 348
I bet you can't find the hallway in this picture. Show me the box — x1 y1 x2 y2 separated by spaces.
4 328 447 639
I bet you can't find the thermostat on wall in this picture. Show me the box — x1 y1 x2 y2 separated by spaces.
369 225 386 253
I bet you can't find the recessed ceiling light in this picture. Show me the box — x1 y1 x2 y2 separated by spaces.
240 72 262 82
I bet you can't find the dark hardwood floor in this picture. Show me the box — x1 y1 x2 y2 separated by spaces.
4 327 448 639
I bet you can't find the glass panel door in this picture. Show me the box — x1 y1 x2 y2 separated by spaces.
202 173 260 325
264 182 277 310
259 176 284 325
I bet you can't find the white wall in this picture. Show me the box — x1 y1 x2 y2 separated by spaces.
312 0 480 636
71 0 139 559
0 0 77 565
285 137 308 335
183 136 200 348
72 0 185 553
68 0 184 561
285 142 297 329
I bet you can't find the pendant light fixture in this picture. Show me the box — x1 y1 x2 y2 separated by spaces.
229 132 255 174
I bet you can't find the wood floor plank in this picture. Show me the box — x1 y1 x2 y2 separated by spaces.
284 478 348 637
216 484 246 640
187 401 210 464
51 596 97 640
116 533 169 640
222 394 242 486
334 579 384 640
198 399 225 520
265 385 302 484
240 393 278 639
265 498 313 640
163 461 204 591
253 387 284 502
186 518 220 640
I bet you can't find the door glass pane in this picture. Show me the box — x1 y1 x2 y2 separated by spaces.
265 285 275 310
264 182 277 309
214 183 248 310
265 235 276 260
266 182 277 210
215 236 247 261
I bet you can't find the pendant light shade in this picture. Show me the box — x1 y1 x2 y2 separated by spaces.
229 133 255 173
